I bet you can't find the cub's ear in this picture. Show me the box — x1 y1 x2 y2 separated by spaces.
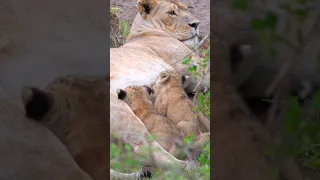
143 85 154 95
159 71 170 83
117 89 127 100
136 0 158 18
21 86 53 122
181 75 190 85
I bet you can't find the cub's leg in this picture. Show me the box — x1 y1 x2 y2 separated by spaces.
176 121 199 137
191 132 210 158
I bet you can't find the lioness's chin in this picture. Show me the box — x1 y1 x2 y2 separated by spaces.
182 35 199 49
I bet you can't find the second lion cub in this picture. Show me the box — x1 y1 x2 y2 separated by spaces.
152 70 210 137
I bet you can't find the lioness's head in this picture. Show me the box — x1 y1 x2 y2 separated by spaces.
117 85 153 107
152 70 189 95
134 0 200 48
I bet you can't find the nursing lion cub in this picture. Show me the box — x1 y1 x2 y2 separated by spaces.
21 75 109 180
153 70 210 134
152 70 210 154
117 85 186 159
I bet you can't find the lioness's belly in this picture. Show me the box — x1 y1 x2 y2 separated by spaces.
110 48 174 93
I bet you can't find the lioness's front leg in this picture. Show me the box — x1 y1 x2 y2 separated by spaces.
110 91 198 171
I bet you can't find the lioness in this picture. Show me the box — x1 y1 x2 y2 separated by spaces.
152 70 210 135
110 0 209 94
0 87 93 180
110 0 207 172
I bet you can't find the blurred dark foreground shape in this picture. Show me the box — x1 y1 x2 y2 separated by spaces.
0 0 108 179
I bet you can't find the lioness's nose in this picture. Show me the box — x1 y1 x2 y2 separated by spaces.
188 20 199 29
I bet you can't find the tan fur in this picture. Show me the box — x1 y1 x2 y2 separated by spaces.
117 85 186 159
21 76 109 180
110 89 198 171
0 87 93 180
152 70 210 156
153 70 210 135
110 0 209 94
109 0 204 173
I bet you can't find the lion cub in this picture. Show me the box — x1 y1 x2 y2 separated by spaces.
152 70 210 137
117 85 186 159
21 75 109 180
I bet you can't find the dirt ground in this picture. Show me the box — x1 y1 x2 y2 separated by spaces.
110 0 210 37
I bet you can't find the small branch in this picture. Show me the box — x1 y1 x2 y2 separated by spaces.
266 89 280 132
194 33 210 51
192 68 210 93
170 33 210 66
265 14 320 96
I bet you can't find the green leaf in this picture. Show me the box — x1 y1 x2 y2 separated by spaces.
232 0 248 10
259 29 274 49
199 153 206 164
284 97 303 134
188 66 197 76
265 13 278 31
312 90 320 111
184 134 195 145
293 9 308 22
296 0 308 5
198 92 205 105
251 18 265 30
124 144 133 151
265 144 277 160
182 56 192 65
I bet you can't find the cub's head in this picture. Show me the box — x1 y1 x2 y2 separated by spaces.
20 76 109 140
117 85 153 107
152 70 189 95
134 0 200 48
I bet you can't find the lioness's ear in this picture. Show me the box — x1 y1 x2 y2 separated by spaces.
143 85 154 95
117 89 127 100
159 71 170 83
21 86 53 122
136 0 158 18
181 75 190 85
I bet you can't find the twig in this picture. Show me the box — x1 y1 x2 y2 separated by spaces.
194 33 210 51
192 68 210 93
170 33 210 66
265 14 320 96
266 89 280 132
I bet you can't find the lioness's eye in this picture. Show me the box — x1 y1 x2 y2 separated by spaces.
168 11 176 15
